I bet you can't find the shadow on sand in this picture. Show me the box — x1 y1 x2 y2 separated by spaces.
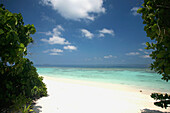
141 108 170 113
32 102 42 113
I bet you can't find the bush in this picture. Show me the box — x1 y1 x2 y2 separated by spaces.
138 0 170 108
0 4 47 112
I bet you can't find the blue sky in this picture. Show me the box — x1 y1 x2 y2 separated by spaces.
2 0 153 65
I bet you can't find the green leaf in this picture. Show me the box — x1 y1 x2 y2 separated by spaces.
29 109 34 112
7 12 13 16
137 8 142 13
29 25 36 34
146 42 150 46
14 17 18 25
20 43 24 48
0 29 4 34
19 43 25 51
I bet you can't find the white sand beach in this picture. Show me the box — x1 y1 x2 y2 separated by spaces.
33 76 170 113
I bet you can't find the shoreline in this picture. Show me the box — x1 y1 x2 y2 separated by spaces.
37 67 170 94
42 75 152 95
41 75 170 94
33 75 170 113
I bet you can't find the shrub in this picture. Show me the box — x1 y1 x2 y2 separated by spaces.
0 4 47 112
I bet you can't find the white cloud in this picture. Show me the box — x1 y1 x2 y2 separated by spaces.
131 7 140 16
41 25 70 45
49 53 61 55
138 48 150 54
141 55 150 58
86 16 95 21
138 49 143 51
144 51 149 54
52 25 64 36
99 28 115 37
64 45 77 50
50 48 63 53
104 55 117 59
43 50 49 53
43 48 63 55
126 52 140 56
41 36 70 45
99 33 104 37
45 31 52 36
40 0 105 21
81 29 94 39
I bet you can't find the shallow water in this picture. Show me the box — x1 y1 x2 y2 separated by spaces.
37 67 170 93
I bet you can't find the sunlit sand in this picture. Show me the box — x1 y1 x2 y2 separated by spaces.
33 76 170 113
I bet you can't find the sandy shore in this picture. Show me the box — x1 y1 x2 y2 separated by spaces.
33 76 170 113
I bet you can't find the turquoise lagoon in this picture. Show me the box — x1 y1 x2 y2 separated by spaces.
36 66 170 93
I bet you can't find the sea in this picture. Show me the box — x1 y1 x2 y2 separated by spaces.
36 65 170 93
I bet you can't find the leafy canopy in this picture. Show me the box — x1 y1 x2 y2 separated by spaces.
0 4 47 112
137 0 170 108
137 0 170 82
0 4 35 64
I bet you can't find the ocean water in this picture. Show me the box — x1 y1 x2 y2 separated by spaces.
36 66 170 93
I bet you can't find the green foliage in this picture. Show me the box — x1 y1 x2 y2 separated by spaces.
0 4 47 112
20 101 34 113
138 0 170 108
137 0 170 82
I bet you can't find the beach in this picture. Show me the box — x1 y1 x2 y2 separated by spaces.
33 76 170 113
2 0 170 112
